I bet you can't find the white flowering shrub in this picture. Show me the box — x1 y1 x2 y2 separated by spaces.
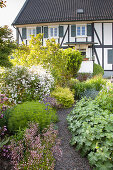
1 65 54 104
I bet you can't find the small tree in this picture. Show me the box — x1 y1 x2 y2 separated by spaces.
0 26 16 68
12 34 82 86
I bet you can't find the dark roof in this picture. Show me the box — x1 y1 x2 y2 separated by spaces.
13 0 113 25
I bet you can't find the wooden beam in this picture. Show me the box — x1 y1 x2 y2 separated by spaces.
94 28 102 45
60 25 69 48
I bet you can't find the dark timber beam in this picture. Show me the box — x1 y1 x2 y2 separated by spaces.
94 28 102 45
102 23 104 69
68 24 70 47
17 27 23 42
42 26 43 46
92 23 94 57
89 45 113 48
60 25 69 48
94 48 101 65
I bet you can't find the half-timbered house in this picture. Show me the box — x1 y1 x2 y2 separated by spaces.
12 0 113 76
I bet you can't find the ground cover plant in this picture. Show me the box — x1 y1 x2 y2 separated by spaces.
0 65 54 104
67 96 113 169
5 100 58 133
9 123 62 170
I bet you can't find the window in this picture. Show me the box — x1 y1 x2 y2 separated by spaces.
76 25 86 37
27 28 36 39
77 9 84 14
108 49 113 64
49 27 58 37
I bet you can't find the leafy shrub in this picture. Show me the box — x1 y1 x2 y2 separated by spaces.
10 123 62 170
12 35 82 86
73 81 86 99
67 98 113 169
66 49 83 77
93 63 104 76
96 84 113 113
76 73 92 82
1 65 54 104
73 75 106 99
7 101 58 132
51 87 74 108
85 75 106 91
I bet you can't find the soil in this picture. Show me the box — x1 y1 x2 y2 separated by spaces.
55 107 93 170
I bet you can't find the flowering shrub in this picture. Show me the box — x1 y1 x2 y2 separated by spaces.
0 94 12 162
1 65 54 104
10 123 62 170
7 100 58 133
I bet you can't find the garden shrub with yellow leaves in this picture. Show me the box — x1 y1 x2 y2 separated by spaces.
51 87 75 108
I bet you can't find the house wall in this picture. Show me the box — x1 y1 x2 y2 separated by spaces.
94 22 113 71
17 21 113 73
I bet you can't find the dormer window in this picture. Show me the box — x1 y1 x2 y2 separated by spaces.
77 9 84 14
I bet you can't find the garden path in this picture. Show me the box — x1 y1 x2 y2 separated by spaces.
55 107 92 170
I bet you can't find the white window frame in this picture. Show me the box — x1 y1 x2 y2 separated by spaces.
49 26 58 38
76 25 87 37
27 27 36 39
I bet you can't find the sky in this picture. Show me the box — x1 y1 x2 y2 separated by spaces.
0 0 26 39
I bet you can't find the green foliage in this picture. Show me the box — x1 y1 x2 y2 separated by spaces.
67 98 113 169
0 26 16 68
51 87 75 108
12 35 82 86
96 84 113 113
72 75 106 99
93 63 104 76
7 101 58 132
85 75 106 91
65 49 83 77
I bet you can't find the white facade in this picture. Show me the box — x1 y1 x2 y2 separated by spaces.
16 21 113 74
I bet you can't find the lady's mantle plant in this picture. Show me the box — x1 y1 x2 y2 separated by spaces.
1 65 54 104
67 98 113 169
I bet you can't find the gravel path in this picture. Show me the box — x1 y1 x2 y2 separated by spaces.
55 107 92 170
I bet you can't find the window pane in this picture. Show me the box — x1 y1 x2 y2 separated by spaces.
82 26 85 35
108 49 113 64
54 28 57 37
77 27 80 36
50 28 53 37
